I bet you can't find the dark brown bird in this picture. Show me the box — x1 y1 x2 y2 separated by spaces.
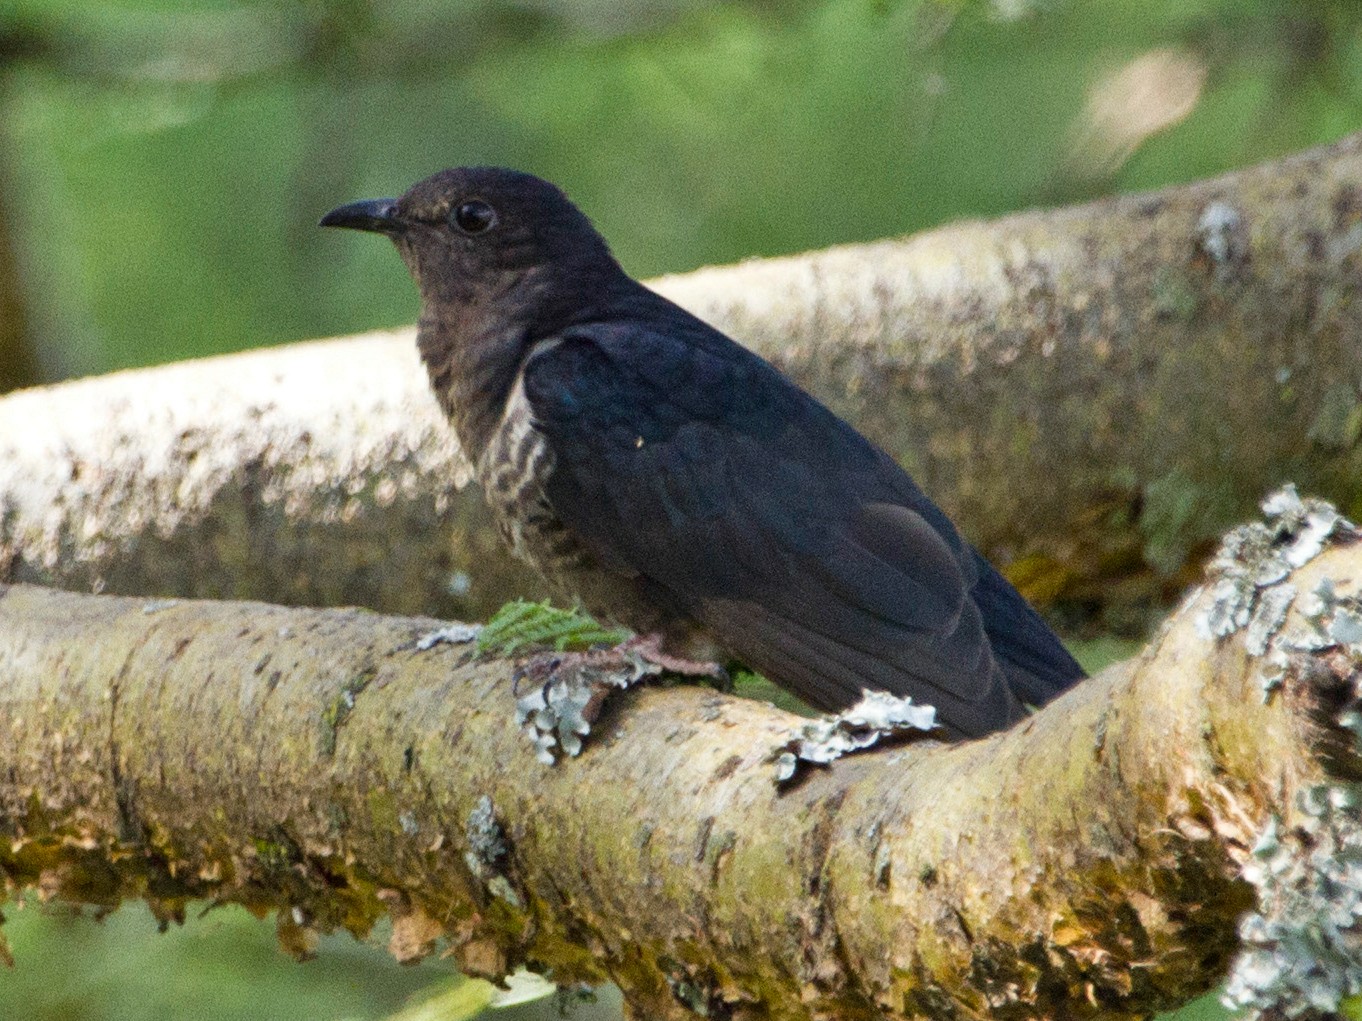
321 167 1084 737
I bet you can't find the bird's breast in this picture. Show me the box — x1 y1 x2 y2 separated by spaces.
475 376 679 637
477 381 562 566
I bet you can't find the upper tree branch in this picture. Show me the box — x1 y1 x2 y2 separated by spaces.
3 133 1361 619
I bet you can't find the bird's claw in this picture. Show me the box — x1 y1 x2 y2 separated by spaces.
613 634 730 688
511 654 564 696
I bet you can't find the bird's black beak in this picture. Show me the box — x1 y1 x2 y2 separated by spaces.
319 198 403 234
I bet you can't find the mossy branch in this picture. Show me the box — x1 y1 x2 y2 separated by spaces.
2 495 1361 1020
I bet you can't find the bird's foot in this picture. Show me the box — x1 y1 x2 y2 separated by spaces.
512 645 648 697
512 634 729 764
615 633 730 686
510 632 727 696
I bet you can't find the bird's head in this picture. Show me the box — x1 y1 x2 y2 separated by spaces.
321 166 628 334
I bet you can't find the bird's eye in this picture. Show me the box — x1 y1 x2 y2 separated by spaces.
452 200 497 235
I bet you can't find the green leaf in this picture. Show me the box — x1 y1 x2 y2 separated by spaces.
476 600 630 658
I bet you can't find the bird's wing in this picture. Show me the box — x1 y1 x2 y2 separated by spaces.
521 320 1026 735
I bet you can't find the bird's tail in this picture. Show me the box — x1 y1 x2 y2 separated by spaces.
969 549 1087 709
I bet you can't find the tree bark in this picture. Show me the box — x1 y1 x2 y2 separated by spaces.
3 132 1361 626
1 502 1360 1019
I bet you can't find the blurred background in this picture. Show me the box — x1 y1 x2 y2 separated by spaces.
1 0 1360 393
0 0 1358 1017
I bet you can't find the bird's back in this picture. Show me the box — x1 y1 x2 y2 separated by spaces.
518 289 1086 736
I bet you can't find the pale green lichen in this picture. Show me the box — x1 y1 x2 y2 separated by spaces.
514 659 657 765
319 665 377 757
772 690 938 785
1196 485 1353 664
1199 486 1358 707
464 795 522 909
1225 784 1362 1017
415 622 482 650
1197 200 1244 266
1224 553 1362 1018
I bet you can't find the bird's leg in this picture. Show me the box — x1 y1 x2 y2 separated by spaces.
510 647 631 695
614 633 730 685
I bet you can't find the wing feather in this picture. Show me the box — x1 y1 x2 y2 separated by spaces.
522 317 1078 735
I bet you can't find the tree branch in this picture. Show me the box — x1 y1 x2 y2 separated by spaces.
3 494 1360 1018
3 133 1360 622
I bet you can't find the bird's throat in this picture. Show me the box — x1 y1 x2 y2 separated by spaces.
416 314 529 461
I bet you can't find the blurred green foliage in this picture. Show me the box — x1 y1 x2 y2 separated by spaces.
0 0 1359 1017
0 903 446 1021
0 0 1359 384
0 902 623 1021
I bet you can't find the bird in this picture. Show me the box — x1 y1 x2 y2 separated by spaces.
321 167 1085 738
